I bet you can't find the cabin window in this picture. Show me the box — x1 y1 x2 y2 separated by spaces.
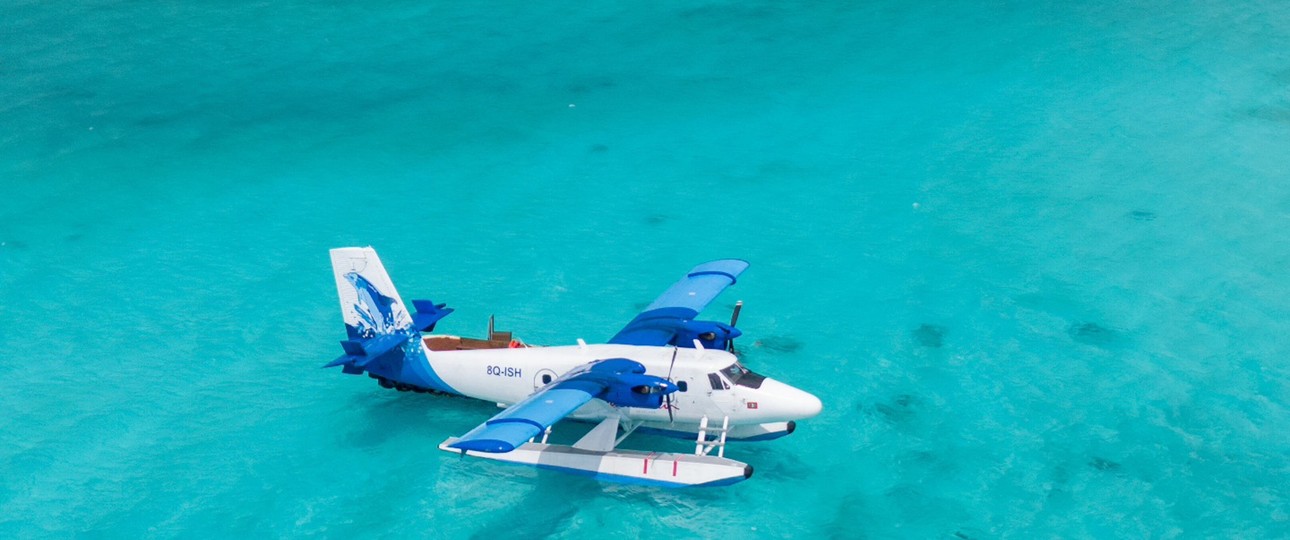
707 373 729 390
541 374 553 385
677 381 688 392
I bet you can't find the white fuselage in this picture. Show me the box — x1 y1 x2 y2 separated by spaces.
420 340 822 437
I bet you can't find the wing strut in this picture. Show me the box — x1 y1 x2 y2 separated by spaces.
572 416 621 452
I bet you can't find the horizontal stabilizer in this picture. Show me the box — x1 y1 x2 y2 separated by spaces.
340 340 367 357
411 299 454 332
324 333 410 369
323 356 351 369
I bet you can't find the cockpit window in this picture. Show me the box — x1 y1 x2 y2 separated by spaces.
721 363 748 382
720 362 766 389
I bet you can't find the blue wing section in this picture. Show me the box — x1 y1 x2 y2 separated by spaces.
450 381 603 453
448 358 676 453
609 259 749 346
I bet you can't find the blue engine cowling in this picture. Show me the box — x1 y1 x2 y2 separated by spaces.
578 359 677 409
602 373 678 409
672 320 742 350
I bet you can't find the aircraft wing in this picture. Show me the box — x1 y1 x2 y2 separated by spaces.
608 259 749 346
447 359 642 453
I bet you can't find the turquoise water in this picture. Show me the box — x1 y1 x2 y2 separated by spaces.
3 0 1290 536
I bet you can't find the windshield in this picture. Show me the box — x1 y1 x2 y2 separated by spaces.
720 362 766 389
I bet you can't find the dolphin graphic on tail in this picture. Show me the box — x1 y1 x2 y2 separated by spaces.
325 247 459 394
331 247 413 339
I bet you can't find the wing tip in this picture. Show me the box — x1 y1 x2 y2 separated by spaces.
694 258 750 270
687 259 750 283
448 439 517 453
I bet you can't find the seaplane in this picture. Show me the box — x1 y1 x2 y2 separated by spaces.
325 247 823 487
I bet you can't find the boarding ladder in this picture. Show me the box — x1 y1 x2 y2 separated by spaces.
694 415 730 458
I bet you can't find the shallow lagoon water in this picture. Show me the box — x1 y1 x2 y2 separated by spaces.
2 1 1289 537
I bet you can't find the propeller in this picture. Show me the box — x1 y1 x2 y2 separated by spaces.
665 346 678 424
728 300 743 353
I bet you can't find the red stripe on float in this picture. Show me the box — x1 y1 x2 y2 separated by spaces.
643 458 649 474
672 461 678 476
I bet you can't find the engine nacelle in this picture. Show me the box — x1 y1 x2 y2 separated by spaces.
673 320 742 350
602 373 677 409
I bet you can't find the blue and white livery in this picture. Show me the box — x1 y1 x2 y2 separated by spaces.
325 247 822 487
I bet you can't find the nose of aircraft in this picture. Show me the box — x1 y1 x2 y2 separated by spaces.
759 378 823 420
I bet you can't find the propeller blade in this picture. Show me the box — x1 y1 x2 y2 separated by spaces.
666 347 678 423
728 300 743 353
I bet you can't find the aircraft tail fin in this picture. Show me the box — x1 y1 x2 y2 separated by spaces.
326 247 458 394
330 247 414 339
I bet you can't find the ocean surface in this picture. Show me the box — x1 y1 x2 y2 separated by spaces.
3 0 1289 537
